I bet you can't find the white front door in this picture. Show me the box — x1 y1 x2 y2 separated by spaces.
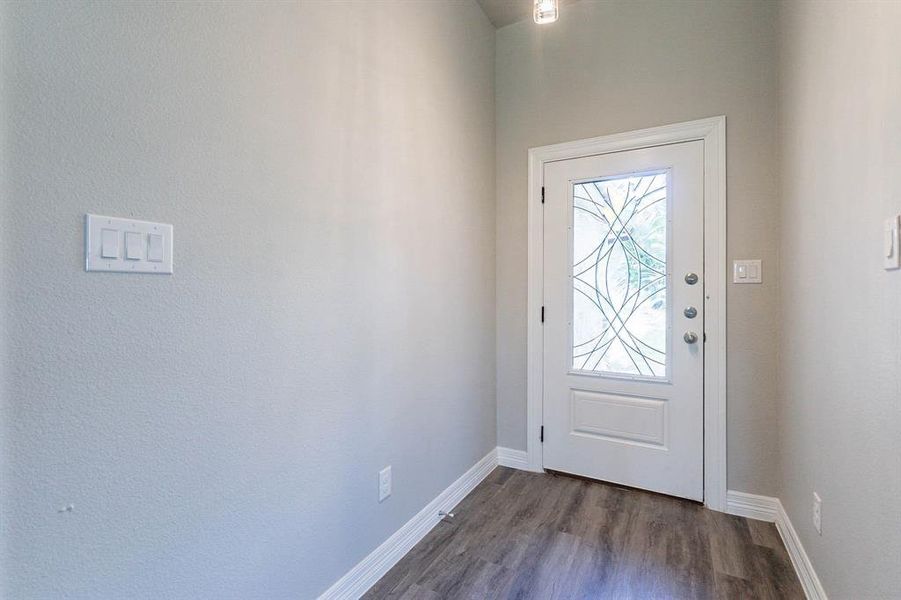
542 140 705 501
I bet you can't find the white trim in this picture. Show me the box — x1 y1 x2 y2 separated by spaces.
775 499 829 600
526 141 546 474
496 446 529 470
725 490 828 600
318 449 498 600
725 489 779 522
527 117 728 509
319 458 827 600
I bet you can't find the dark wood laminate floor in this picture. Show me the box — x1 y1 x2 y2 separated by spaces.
364 468 804 599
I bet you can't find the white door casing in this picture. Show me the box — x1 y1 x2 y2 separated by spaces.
543 142 704 501
525 117 726 511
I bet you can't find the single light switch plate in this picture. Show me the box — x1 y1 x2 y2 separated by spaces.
884 215 900 270
378 466 392 503
812 492 822 535
86 214 173 273
733 259 762 284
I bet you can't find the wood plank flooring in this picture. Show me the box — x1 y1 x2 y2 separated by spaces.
364 468 804 599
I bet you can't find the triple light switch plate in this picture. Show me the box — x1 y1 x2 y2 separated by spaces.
85 214 173 274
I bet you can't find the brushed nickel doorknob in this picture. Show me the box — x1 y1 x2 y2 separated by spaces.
684 306 697 319
684 272 699 285
684 332 698 344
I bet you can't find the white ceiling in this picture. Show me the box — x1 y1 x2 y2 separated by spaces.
476 0 581 29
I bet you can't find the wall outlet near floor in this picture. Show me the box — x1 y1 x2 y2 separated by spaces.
379 466 392 502
812 492 822 535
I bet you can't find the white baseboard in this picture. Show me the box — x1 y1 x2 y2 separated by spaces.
496 446 529 470
726 490 827 600
318 449 498 600
725 490 779 522
774 499 828 600
320 467 828 600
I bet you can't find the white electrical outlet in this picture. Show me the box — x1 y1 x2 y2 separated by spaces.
378 466 392 502
812 492 822 535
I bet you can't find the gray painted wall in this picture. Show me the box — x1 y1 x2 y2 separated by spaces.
777 1 901 597
0 2 496 598
495 0 781 495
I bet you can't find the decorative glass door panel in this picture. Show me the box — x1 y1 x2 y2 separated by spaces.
572 171 668 378
542 139 704 502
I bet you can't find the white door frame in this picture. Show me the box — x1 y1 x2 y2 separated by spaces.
526 116 727 512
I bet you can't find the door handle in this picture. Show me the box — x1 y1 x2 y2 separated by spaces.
683 332 698 344
683 306 697 319
684 272 699 285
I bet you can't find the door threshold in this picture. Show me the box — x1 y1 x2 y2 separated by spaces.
543 468 705 506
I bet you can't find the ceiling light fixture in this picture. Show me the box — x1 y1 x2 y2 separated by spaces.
533 0 559 24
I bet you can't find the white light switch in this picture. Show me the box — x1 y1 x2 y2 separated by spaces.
125 231 143 260
101 229 119 258
86 215 173 274
733 259 762 284
885 215 900 270
748 262 760 280
147 233 164 262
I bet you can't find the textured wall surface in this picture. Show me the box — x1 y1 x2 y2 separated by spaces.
777 1 901 597
0 2 495 598
495 0 781 495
